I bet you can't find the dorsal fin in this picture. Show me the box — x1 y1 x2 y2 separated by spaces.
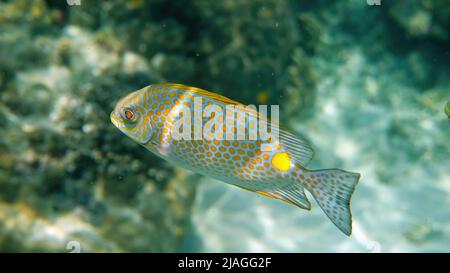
158 83 241 105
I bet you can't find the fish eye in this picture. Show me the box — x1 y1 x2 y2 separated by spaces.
121 107 137 122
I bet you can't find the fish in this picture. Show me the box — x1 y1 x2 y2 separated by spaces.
446 102 450 118
110 83 361 236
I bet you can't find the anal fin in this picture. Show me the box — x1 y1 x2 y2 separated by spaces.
235 184 311 210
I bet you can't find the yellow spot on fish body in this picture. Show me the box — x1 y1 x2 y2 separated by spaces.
272 152 291 171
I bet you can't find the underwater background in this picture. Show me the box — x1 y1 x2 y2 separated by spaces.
0 0 449 252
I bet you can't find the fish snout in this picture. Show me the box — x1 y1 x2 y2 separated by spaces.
110 111 120 128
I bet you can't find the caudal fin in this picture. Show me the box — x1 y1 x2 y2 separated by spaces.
302 169 360 236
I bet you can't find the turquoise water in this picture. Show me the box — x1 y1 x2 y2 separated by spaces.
0 0 449 252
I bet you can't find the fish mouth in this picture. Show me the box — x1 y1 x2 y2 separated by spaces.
110 111 120 128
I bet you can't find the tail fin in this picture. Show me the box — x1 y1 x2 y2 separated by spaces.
302 169 360 236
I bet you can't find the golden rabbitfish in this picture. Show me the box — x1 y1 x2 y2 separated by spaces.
111 83 361 235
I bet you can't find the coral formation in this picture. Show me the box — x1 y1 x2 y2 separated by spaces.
0 0 448 252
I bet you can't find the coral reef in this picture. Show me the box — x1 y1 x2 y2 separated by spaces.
387 0 450 40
